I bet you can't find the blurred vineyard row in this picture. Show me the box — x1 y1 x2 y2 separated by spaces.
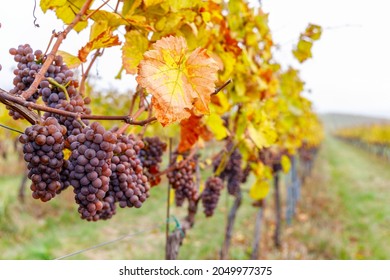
334 123 390 160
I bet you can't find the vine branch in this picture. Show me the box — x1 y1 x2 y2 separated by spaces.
0 88 156 126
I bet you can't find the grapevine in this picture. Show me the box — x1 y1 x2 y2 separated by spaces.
0 0 325 260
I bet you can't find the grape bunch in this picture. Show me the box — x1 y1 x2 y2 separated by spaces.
241 164 251 184
109 134 150 210
138 137 167 186
67 122 117 221
38 54 91 138
202 177 224 217
167 154 198 206
7 44 155 222
7 44 43 120
213 148 243 195
18 117 66 202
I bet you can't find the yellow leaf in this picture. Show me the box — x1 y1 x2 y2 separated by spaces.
40 0 66 13
54 0 90 32
281 155 291 173
169 189 175 205
303 23 322 41
56 50 81 69
122 0 142 16
143 0 164 7
293 39 313 63
249 179 270 200
248 123 268 149
78 23 121 62
205 113 228 140
167 0 198 12
89 10 127 28
199 182 205 193
137 36 219 126
176 154 184 162
122 30 149 75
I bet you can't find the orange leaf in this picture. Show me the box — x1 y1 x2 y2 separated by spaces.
136 36 219 126
78 26 121 62
178 114 213 153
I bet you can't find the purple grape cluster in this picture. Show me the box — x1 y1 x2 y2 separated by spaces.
139 136 167 186
18 117 66 201
109 134 150 209
7 44 43 119
202 177 224 217
167 154 198 206
213 148 243 195
67 122 117 221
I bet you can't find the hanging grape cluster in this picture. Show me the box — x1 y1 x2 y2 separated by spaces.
11 45 164 221
18 117 66 202
213 148 243 195
139 136 167 186
202 177 224 217
7 44 43 120
167 153 198 206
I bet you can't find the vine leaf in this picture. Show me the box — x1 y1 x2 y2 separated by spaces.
205 113 229 140
137 36 219 126
78 21 121 62
57 50 81 69
293 23 322 63
40 0 91 32
122 30 149 74
178 114 212 153
247 122 276 149
249 162 272 200
249 179 271 200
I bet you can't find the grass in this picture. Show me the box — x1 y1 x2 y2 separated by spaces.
271 136 390 259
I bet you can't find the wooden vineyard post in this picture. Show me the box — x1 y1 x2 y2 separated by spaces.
251 199 265 259
220 190 242 259
273 172 281 248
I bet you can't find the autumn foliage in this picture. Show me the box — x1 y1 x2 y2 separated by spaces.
0 0 323 220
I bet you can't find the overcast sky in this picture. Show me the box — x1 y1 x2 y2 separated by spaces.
0 0 389 118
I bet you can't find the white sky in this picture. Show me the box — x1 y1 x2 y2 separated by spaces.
0 0 389 118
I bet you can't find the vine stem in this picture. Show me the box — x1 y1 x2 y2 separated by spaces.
80 49 104 96
212 79 232 96
0 88 156 126
21 0 94 100
157 146 198 177
165 138 173 259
